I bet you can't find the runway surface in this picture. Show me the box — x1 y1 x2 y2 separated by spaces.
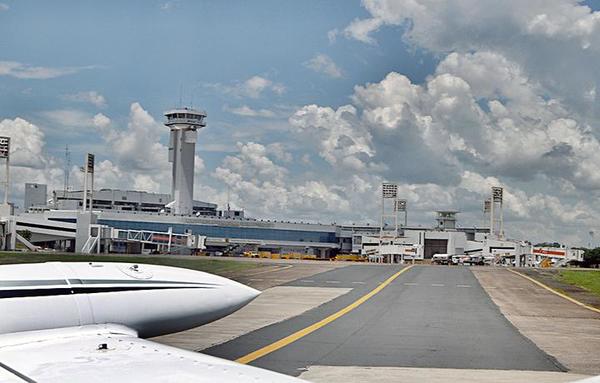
204 265 564 376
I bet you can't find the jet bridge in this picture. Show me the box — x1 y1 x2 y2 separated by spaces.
80 225 206 254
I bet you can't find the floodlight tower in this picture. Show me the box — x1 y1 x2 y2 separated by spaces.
164 108 207 215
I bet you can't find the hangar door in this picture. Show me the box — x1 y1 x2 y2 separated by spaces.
424 239 448 259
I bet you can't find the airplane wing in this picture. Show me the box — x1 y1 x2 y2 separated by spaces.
0 324 304 383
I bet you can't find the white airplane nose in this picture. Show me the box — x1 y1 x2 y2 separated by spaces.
226 280 261 308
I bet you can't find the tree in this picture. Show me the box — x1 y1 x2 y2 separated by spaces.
17 230 32 242
582 248 600 268
534 242 562 248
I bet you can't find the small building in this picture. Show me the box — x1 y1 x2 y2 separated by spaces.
24 183 47 210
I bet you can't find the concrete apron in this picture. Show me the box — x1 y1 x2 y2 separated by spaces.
299 366 590 383
154 286 351 351
472 268 600 375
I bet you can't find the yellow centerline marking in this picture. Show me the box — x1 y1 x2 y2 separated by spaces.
236 265 414 365
508 269 600 314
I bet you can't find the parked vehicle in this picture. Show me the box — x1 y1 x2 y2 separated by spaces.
432 253 451 265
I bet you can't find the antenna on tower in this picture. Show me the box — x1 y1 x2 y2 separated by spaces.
226 185 231 212
179 83 183 108
63 145 71 194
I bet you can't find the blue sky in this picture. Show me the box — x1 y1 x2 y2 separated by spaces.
2 0 600 245
0 0 435 162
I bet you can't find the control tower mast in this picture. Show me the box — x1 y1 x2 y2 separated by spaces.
164 108 207 215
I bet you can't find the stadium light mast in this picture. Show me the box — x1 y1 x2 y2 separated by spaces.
164 107 207 215
0 137 9 205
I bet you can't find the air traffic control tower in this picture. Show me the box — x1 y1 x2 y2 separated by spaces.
164 108 207 215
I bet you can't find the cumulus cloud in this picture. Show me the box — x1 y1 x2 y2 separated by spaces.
224 105 276 118
0 118 49 168
209 75 285 99
304 54 343 78
342 0 600 116
3 102 208 209
0 61 95 79
0 118 63 204
343 0 600 50
64 91 107 108
41 109 102 130
99 102 167 172
213 142 350 218
286 42 600 243
290 104 375 171
92 113 111 129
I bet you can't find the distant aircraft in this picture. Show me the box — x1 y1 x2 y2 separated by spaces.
0 262 304 382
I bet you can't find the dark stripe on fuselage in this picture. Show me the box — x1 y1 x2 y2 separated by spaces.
67 279 219 286
0 279 219 288
0 285 212 299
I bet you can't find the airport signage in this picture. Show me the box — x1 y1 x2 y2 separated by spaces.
382 183 398 199
0 136 9 159
533 247 566 258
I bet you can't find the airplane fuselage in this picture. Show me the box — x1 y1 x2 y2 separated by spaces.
0 262 260 337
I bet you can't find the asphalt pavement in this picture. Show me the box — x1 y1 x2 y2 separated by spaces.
204 265 564 376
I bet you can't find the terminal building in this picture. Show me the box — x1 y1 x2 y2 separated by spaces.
50 189 219 216
8 107 340 257
1 106 582 267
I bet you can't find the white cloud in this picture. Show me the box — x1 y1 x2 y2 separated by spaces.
209 75 285 99
288 42 600 244
343 17 384 45
266 143 292 163
160 1 179 11
0 61 94 79
0 118 49 168
304 54 343 78
66 103 174 195
92 113 111 129
41 109 99 129
327 29 339 44
343 0 600 50
99 102 167 172
0 118 63 205
213 142 350 217
341 0 600 118
224 105 276 118
0 3 9 11
64 91 107 108
290 104 378 172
